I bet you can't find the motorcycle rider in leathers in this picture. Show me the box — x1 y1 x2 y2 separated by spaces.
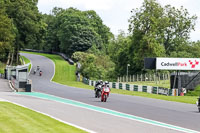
94 80 103 97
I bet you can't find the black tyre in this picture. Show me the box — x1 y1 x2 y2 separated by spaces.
97 91 101 98
198 108 200 112
101 98 103 102
104 95 107 102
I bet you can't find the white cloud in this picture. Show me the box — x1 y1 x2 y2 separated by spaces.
37 0 200 41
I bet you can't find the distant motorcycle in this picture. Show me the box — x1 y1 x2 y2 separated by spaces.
39 71 42 76
196 97 200 112
33 69 36 75
101 85 110 102
95 85 102 98
37 66 40 71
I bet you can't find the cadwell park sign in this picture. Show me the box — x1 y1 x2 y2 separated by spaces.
144 57 200 93
156 58 200 70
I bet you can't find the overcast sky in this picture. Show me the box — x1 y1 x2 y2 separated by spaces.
37 0 200 41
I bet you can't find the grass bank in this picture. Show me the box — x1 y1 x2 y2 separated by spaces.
21 51 76 82
0 102 87 133
21 56 31 71
21 51 197 104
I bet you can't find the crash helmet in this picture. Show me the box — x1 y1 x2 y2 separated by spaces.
104 81 109 84
100 80 103 84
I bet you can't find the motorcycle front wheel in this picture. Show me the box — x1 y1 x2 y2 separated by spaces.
104 95 107 102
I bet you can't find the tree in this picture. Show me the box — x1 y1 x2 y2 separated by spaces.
163 5 197 55
108 31 131 75
4 0 44 63
42 7 64 52
0 1 16 62
128 0 197 73
53 8 112 56
84 10 113 54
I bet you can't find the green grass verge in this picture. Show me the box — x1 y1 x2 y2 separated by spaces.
21 51 76 81
21 56 31 71
0 62 6 74
0 102 87 133
64 81 197 104
20 51 197 104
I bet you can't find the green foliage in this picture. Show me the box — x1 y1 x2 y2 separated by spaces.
0 0 45 64
0 62 6 74
0 1 15 62
72 52 115 80
42 7 112 56
127 0 197 73
4 0 44 49
108 31 131 75
186 85 200 96
21 56 31 71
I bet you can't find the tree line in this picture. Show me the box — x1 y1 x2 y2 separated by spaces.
0 0 200 81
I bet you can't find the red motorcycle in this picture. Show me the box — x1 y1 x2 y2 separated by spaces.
101 85 110 102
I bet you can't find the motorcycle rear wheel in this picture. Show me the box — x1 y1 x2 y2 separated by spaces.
198 108 200 112
97 91 101 98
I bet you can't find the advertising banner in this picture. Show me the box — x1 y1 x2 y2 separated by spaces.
156 58 200 70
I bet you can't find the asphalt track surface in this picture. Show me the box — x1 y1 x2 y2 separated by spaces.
14 53 200 132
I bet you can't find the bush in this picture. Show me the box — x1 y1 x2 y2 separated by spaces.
72 52 116 81
186 85 200 96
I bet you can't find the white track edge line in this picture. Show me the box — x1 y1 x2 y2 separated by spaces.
22 92 199 133
0 98 96 133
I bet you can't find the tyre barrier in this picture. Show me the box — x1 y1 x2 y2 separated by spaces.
112 83 116 88
134 85 138 91
119 83 122 89
142 86 147 92
83 78 178 96
126 84 130 91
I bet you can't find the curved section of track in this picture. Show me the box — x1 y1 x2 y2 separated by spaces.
21 53 200 132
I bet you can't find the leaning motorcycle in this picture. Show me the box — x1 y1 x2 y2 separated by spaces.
95 85 102 98
196 97 200 112
101 85 110 102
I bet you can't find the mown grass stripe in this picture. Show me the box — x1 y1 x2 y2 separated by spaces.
17 92 199 133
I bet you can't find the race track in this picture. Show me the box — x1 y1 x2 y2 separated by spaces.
21 53 200 133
